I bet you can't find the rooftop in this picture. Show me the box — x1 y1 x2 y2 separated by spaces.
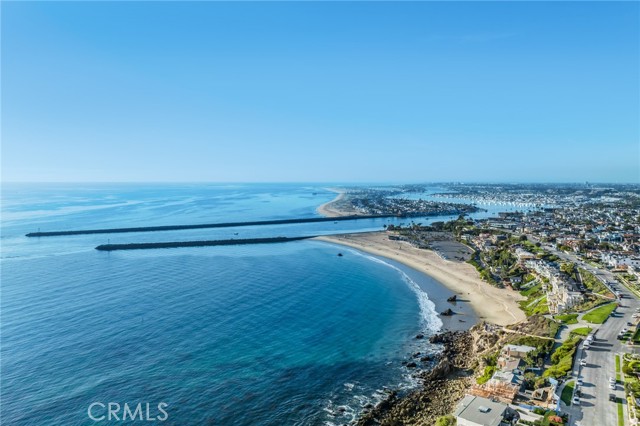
504 344 536 353
454 394 507 426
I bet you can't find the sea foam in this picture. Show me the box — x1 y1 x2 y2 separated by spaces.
346 249 444 333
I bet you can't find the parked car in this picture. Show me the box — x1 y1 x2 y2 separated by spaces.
573 396 580 405
610 382 616 390
577 379 583 386
610 394 617 402
580 359 587 366
610 377 616 384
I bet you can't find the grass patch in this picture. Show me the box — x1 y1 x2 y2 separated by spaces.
554 313 578 324
583 302 618 324
616 354 622 382
561 380 574 406
520 282 542 298
570 327 593 337
617 401 624 426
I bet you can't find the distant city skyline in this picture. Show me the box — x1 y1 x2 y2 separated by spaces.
2 1 639 183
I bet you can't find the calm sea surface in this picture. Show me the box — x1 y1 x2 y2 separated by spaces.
2 183 484 426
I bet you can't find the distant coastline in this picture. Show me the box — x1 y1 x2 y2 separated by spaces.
316 188 353 217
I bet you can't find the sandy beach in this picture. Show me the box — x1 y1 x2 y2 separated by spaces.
315 232 526 326
316 189 358 217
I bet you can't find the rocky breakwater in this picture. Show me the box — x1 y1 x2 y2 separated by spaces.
355 323 499 426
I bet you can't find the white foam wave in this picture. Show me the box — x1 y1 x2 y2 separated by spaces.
346 249 443 333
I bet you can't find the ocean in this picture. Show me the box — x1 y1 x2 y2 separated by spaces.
1 183 478 426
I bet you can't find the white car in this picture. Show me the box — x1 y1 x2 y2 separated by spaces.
577 379 583 386
623 328 629 333
610 377 616 384
573 396 580 405
580 359 587 366
610 382 616 390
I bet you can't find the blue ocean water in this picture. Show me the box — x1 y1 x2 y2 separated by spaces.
1 184 474 426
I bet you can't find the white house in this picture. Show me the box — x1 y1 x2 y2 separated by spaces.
454 395 518 426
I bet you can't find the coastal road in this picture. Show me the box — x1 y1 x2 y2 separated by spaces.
521 234 637 424
566 283 640 426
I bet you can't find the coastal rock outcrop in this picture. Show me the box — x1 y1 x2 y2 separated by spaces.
447 295 457 302
356 324 496 426
429 333 446 344
440 308 454 316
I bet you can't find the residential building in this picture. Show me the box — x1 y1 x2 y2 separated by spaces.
454 395 519 426
502 344 536 360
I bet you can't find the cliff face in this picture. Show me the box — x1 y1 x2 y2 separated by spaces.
355 323 503 426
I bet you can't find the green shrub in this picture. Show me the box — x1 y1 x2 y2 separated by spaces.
544 336 581 379
477 365 497 384
435 415 456 426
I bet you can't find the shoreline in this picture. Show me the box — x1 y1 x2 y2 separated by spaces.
316 188 355 217
316 232 525 326
342 249 479 332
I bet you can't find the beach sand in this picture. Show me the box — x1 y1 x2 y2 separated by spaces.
316 189 358 217
315 232 526 326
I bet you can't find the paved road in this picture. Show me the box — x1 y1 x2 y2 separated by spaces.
566 283 640 425
525 238 639 424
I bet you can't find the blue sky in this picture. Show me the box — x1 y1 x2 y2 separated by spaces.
2 1 639 183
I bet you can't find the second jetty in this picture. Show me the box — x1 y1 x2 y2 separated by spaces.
95 236 315 251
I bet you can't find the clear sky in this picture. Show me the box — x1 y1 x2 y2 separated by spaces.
2 1 639 183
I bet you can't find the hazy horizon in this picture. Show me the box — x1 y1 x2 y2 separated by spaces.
3 180 639 186
3 1 639 183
